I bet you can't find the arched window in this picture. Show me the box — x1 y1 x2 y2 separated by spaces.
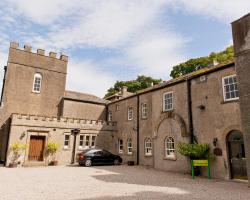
127 138 132 155
33 73 42 93
165 137 175 159
145 138 152 156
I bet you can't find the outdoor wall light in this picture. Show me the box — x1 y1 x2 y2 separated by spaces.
213 137 218 147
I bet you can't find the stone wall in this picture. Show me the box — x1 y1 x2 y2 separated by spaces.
232 13 250 185
5 113 117 166
62 100 106 120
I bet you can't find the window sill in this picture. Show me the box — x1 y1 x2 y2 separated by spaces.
221 99 239 104
144 154 153 157
63 147 71 151
127 153 133 156
31 91 41 94
163 156 176 161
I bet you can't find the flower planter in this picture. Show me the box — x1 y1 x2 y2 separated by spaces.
49 161 58 166
127 161 135 166
9 163 18 168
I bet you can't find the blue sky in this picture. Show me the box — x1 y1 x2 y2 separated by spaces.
0 0 249 97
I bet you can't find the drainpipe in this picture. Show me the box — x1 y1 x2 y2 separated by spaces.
187 79 195 144
136 94 140 165
0 66 7 107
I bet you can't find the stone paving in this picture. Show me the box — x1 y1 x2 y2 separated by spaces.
0 165 249 200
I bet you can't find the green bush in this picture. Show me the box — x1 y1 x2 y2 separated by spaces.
10 142 26 164
178 143 213 160
47 142 59 154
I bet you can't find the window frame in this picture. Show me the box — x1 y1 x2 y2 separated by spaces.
145 138 152 156
222 74 239 102
141 103 148 119
127 138 132 155
32 73 42 93
64 134 70 149
118 139 123 154
164 136 176 159
79 135 84 149
108 111 112 121
128 107 133 121
163 91 173 112
91 135 96 148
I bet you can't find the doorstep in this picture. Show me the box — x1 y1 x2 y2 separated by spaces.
22 161 47 167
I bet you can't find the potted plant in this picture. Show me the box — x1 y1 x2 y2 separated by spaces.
47 142 59 166
178 143 214 176
9 142 26 168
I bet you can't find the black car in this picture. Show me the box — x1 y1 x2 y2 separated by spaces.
76 148 122 167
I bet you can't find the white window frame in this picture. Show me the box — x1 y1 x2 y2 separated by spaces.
141 103 148 119
64 134 70 149
163 92 173 111
145 138 152 156
118 139 123 154
108 111 112 121
32 73 42 93
222 74 239 102
164 137 175 159
127 138 132 155
91 135 96 148
79 135 84 149
128 107 133 120
115 104 120 111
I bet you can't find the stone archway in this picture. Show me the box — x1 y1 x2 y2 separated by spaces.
153 111 188 138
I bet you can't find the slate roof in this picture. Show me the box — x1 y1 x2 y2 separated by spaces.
108 60 235 104
64 90 109 104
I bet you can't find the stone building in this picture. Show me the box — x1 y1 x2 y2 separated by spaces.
0 11 250 183
232 13 250 185
0 42 117 166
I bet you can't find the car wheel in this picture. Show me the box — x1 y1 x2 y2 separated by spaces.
85 160 92 167
114 159 120 165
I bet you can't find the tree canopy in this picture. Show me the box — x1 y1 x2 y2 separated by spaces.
104 75 162 98
170 46 234 78
104 46 234 98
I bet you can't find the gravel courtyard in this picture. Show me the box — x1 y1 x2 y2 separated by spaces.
0 165 249 200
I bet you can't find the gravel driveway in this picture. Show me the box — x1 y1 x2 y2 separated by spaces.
0 165 249 200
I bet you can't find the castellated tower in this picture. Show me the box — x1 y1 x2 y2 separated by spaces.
0 42 68 123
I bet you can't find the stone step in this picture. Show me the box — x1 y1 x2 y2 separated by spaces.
23 162 47 167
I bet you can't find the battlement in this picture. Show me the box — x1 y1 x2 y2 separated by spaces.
10 42 68 62
11 113 117 131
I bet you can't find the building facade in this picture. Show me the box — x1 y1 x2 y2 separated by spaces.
0 11 249 183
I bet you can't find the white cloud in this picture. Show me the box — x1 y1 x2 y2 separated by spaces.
66 59 116 97
1 0 249 96
171 0 250 23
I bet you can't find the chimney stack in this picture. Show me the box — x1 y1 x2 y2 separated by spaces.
121 86 128 96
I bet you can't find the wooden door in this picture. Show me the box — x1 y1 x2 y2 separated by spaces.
28 136 45 161
227 131 247 180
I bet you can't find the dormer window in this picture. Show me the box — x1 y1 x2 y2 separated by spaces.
33 73 42 93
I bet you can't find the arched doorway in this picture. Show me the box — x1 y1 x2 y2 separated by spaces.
227 131 247 180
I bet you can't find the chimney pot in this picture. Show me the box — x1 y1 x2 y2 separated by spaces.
121 86 128 95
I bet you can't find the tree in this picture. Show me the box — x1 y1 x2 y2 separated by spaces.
104 75 162 98
170 46 234 78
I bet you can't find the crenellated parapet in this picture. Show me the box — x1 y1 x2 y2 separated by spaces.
11 113 117 131
10 42 68 62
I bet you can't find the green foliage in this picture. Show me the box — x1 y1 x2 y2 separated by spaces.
104 75 162 98
10 142 26 164
10 142 26 152
170 46 234 78
178 143 213 160
47 142 59 154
